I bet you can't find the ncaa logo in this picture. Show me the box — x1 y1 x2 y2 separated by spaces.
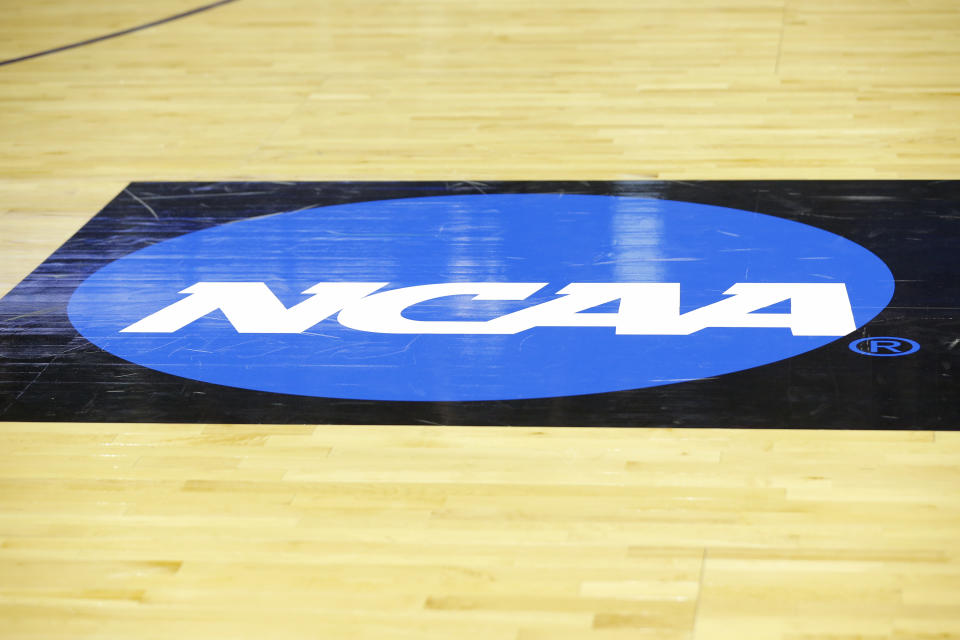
68 194 895 401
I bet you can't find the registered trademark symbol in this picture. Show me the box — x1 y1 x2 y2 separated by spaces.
848 336 920 357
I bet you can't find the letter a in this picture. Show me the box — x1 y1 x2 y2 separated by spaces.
674 283 856 336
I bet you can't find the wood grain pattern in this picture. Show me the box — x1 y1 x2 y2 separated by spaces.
1 1 959 637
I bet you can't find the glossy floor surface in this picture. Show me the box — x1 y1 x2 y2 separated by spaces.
1 1 960 638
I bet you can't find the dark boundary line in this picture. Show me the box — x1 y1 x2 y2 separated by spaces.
0 0 239 68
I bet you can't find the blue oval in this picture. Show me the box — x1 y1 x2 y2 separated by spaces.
68 194 895 401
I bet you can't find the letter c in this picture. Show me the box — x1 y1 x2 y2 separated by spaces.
336 283 547 334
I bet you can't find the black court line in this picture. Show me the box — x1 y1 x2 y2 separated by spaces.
0 0 239 68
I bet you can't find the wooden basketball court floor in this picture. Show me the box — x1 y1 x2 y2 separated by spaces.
1 1 959 638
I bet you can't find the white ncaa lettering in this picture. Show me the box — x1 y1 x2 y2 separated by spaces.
121 281 857 337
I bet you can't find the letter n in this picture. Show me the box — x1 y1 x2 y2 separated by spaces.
121 282 385 333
